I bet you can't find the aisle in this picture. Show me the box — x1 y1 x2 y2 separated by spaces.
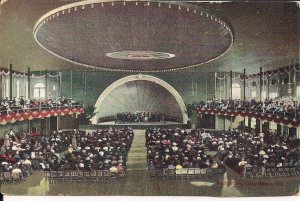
126 129 148 170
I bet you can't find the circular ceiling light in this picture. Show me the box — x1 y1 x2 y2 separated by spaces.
33 0 234 72
106 51 175 60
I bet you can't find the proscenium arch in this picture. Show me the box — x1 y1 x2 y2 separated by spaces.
91 74 188 124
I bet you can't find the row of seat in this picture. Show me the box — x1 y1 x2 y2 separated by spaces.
0 171 29 184
148 167 226 180
244 166 300 179
43 169 126 183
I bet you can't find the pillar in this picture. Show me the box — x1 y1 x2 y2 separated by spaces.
9 64 12 100
27 68 31 99
230 71 233 99
243 68 246 101
259 67 263 101
45 70 48 98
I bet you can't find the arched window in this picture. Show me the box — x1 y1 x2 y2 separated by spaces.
16 80 20 98
251 118 256 129
251 90 257 99
283 77 289 84
33 83 45 98
232 83 241 99
297 86 300 97
271 78 277 85
269 92 278 99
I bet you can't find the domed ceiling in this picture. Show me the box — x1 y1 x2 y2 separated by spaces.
0 0 298 74
33 0 234 72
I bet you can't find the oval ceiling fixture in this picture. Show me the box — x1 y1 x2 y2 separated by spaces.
33 0 234 72
106 51 175 60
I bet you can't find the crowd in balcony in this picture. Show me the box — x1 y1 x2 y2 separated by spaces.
145 128 224 170
195 97 300 119
0 128 134 177
202 128 300 176
116 112 165 123
0 96 82 115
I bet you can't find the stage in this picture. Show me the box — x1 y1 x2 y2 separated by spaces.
79 121 187 130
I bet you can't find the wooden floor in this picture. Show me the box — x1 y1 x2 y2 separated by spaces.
1 130 300 197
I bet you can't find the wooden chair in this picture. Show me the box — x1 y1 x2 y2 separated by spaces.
282 167 290 177
289 167 297 177
11 172 21 183
205 168 213 180
70 171 78 182
96 170 103 182
249 167 260 179
148 168 156 180
264 168 273 178
57 171 64 182
43 171 51 181
168 168 176 180
0 172 4 184
162 168 168 180
77 170 84 182
193 168 201 179
83 171 91 182
243 167 252 178
270 167 278 177
199 168 207 179
179 168 188 180
187 168 195 180
110 172 117 180
118 169 126 179
277 167 284 177
296 166 300 176
64 171 71 182
90 171 97 182
3 172 12 183
155 168 163 179
103 170 111 181
50 171 58 183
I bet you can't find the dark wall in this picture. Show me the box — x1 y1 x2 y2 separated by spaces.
60 71 216 108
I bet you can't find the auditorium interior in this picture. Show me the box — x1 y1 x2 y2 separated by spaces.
0 0 299 198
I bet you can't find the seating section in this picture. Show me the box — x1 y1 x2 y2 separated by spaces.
0 128 134 184
194 98 300 125
145 128 226 180
202 129 300 179
0 96 82 115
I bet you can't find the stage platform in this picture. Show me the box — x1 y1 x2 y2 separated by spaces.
80 121 187 130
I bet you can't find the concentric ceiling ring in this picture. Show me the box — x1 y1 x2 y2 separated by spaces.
33 0 234 72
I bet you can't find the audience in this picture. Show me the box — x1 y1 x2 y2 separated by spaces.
145 128 224 170
0 96 82 115
194 97 300 119
202 128 300 175
0 128 134 177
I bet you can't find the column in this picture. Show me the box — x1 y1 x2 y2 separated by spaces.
230 71 233 99
45 70 48 98
243 68 246 101
9 64 13 100
259 67 263 101
27 68 31 99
